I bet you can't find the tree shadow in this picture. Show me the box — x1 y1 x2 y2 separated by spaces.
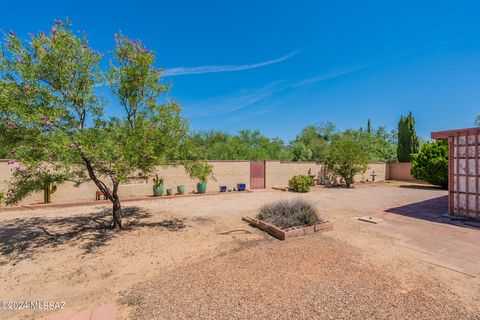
0 206 186 262
385 195 480 229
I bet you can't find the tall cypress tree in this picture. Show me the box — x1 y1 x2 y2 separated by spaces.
397 112 419 162
367 119 372 134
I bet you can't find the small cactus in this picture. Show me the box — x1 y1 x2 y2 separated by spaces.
43 182 57 203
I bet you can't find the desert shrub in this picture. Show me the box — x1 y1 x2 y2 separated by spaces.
257 198 320 228
327 134 368 188
411 141 448 189
288 175 314 192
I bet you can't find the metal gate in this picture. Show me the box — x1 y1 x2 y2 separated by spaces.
250 161 266 189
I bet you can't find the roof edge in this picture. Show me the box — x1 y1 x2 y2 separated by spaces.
431 127 480 140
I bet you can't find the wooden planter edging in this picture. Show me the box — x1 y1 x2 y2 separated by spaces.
242 217 333 240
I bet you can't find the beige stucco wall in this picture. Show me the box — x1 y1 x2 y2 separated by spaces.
0 160 389 206
388 162 419 181
265 162 388 188
265 161 322 188
362 163 388 183
0 160 251 205
118 161 251 198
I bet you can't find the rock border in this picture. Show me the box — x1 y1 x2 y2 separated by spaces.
242 217 333 240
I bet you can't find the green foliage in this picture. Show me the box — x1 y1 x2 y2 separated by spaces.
411 141 448 189
185 161 215 183
181 121 396 164
188 129 291 161
152 174 164 186
0 20 187 228
257 198 320 228
397 112 419 162
327 134 369 188
344 126 397 163
3 163 67 205
0 190 4 204
291 122 336 162
288 175 314 192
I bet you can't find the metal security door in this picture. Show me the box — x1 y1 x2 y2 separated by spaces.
250 161 266 189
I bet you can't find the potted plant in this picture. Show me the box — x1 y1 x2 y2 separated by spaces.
177 185 185 195
237 183 246 191
153 174 164 196
185 161 215 194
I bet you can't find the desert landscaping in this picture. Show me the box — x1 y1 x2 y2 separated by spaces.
1 183 479 319
2 8 480 320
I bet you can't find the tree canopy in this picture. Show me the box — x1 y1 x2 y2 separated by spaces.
327 133 369 188
0 20 187 228
188 129 292 161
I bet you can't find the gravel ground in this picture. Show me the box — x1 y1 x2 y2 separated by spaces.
122 235 480 320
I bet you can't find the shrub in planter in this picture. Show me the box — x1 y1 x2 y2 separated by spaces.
185 161 216 194
257 198 321 229
288 175 314 192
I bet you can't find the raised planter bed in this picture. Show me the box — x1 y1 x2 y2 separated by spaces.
242 216 333 240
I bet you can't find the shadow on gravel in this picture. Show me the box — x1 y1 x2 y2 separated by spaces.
0 206 186 261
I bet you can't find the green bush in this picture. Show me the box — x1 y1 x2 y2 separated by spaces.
327 134 368 188
411 141 448 189
288 175 314 192
185 161 215 183
257 198 321 228
0 191 4 205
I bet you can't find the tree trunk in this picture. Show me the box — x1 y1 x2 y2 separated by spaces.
111 182 122 229
112 196 122 229
81 156 123 230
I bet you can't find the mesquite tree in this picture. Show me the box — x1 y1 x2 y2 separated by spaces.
0 20 187 228
327 134 368 188
397 112 419 162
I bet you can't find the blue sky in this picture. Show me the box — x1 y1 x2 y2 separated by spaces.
1 1 480 141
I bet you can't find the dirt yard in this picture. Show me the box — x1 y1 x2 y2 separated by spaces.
0 182 479 319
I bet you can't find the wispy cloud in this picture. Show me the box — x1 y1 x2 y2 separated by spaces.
227 105 277 123
292 63 375 88
164 51 300 76
183 81 287 117
183 49 420 118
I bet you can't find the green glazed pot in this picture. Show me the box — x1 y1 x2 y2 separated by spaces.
177 185 185 195
153 185 164 197
197 182 207 194
166 188 173 196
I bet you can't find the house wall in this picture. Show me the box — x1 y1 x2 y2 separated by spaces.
451 134 480 218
